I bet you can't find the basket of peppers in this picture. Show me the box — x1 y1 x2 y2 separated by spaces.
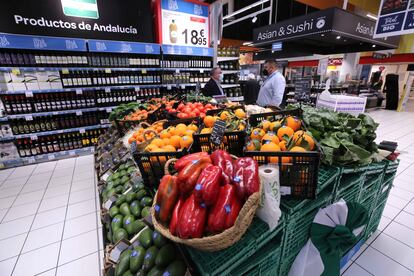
150 150 262 251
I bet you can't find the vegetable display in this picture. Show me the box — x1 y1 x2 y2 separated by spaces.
154 150 260 239
167 102 216 119
300 105 379 166
200 108 246 134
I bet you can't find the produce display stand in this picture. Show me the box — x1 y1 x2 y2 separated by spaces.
93 102 399 276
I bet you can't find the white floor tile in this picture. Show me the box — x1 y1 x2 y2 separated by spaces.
20 181 48 194
0 209 7 221
0 256 17 276
52 168 74 178
0 186 23 199
32 206 66 231
66 199 96 220
351 243 368 262
2 201 40 223
58 230 98 266
22 222 64 254
0 233 27 261
43 185 71 200
37 268 56 276
57 251 99 276
394 178 414 193
12 242 60 276
0 177 28 190
12 190 44 207
0 215 34 240
38 194 69 213
63 212 97 240
70 179 94 193
72 171 95 182
390 187 414 201
9 165 35 179
378 216 392 231
68 187 95 205
27 171 52 183
48 176 72 187
395 211 414 230
365 231 381 245
32 163 56 175
382 204 401 219
404 201 414 215
386 194 409 209
371 233 414 271
383 222 414 248
343 263 372 276
356 247 413 276
0 196 16 210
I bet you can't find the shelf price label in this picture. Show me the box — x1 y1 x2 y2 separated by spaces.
105 88 111 93
30 135 38 140
48 154 55 161
62 69 69 74
76 89 83 95
11 68 21 75
79 128 86 134
27 157 35 164
105 68 111 74
25 91 33 98
25 115 33 121
76 111 82 116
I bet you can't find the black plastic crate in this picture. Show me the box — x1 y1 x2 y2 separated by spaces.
115 105 164 135
248 108 302 126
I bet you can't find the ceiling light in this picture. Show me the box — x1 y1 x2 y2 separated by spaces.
367 13 378 20
272 50 274 53
336 36 341 39
242 41 253 46
372 44 376 48
223 0 269 20
321 34 325 37
255 53 258 56
252 16 257 23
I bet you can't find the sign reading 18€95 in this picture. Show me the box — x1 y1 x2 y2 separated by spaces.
374 0 414 38
160 0 209 47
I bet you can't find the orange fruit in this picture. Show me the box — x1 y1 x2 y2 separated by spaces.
251 128 265 140
261 120 271 131
269 121 282 132
180 135 193 149
201 128 212 134
220 111 231 121
151 138 164 148
169 135 181 149
234 109 246 119
162 138 170 146
277 126 294 141
293 130 305 142
167 126 177 136
160 130 171 139
144 144 159 152
238 123 246 131
279 140 287 151
260 141 280 152
185 129 195 136
291 146 306 152
285 116 302 132
295 134 315 151
128 136 135 144
162 145 176 152
175 124 187 136
188 124 198 132
262 132 280 144
246 139 261 151
150 148 166 163
204 115 217 128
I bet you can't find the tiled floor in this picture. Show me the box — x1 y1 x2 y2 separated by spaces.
0 155 103 276
0 108 414 275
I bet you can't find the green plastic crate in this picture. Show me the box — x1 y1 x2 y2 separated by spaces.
185 218 284 276
279 192 332 276
316 166 341 195
364 200 387 240
334 174 364 203
385 159 399 174
366 162 387 175
341 164 370 175
360 174 383 203
228 233 283 276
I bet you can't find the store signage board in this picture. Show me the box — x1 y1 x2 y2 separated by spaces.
159 0 209 48
317 57 329 75
161 45 214 57
253 8 399 48
374 0 414 38
295 77 312 100
0 0 154 42
89 40 160 55
0 33 87 51
271 42 283 52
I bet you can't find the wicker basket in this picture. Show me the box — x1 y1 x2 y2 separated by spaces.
151 157 262 252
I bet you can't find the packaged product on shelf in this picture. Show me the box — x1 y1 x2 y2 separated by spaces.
23 70 39 90
10 71 26 91
0 72 13 91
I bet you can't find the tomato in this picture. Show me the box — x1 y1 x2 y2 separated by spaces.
183 108 192 114
181 113 189 118
200 113 206 118
178 103 185 110
189 112 196 118
170 108 176 113
205 104 213 108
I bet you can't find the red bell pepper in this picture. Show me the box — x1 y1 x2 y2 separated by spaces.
155 175 179 223
207 184 242 233
232 157 260 199
211 150 233 185
177 156 211 195
176 194 207 239
169 197 184 235
194 165 222 206
174 152 209 172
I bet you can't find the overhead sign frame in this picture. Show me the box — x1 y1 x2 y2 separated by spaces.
373 0 414 38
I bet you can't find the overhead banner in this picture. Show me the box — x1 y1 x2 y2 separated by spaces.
253 8 399 48
158 0 210 47
0 0 154 42
374 0 414 38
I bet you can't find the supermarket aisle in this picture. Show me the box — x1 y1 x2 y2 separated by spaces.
0 155 102 276
341 109 414 276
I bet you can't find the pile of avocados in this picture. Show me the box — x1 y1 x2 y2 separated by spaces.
101 162 137 203
115 228 186 276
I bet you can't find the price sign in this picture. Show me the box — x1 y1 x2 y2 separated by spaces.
141 69 147 74
11 68 21 75
62 69 69 74
69 151 76 156
160 0 209 47
27 157 36 164
209 120 226 146
134 87 140 92
167 85 172 90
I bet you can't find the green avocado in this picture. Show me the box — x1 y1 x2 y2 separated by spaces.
130 201 142 217
109 206 119 218
120 175 130 184
140 197 153 207
148 266 163 276
115 249 131 276
111 215 123 231
152 231 167 248
116 194 127 206
112 172 121 180
139 228 153 249
155 243 176 268
163 259 186 276
135 189 147 201
125 192 136 203
129 246 146 273
141 206 151 218
119 202 131 216
142 246 159 272
113 228 128 244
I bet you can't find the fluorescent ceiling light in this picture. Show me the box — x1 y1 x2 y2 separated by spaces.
367 13 378 20
252 16 257 23
243 41 253 46
372 44 376 48
336 36 341 39
223 0 269 20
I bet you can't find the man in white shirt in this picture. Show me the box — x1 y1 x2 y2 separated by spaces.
256 60 286 107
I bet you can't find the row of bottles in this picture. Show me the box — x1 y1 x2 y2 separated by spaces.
218 47 239 57
0 50 161 68
95 90 137 106
10 112 105 135
218 61 239 70
163 72 209 84
136 88 161 98
16 129 103 157
224 87 242 97
161 56 212 68
60 70 162 87
223 75 239 84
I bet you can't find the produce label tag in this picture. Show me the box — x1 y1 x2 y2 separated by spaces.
101 172 111 181
110 241 130 263
175 69 180 74
200 69 204 73
210 119 226 146
103 195 116 210
76 89 82 95
180 84 185 89
25 91 33 97
134 87 140 92
105 108 112 113
25 115 33 121
280 186 292 195
167 85 172 90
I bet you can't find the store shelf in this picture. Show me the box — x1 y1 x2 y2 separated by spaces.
222 70 239 75
222 84 240 88
0 67 161 72
2 124 111 141
6 107 99 119
0 117 8 122
228 96 244 102
163 68 210 71
218 57 239 62
0 146 95 169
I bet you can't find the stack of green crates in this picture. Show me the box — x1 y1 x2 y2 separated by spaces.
359 162 387 214
184 218 284 276
333 165 369 203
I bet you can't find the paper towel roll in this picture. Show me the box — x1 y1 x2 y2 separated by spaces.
257 165 281 230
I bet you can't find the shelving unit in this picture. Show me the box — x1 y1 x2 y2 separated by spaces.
0 35 213 168
217 47 242 101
